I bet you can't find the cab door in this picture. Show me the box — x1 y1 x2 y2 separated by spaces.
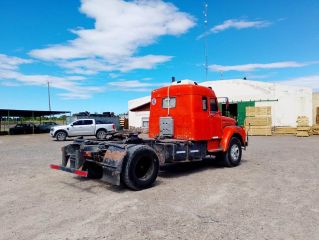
81 120 95 135
69 120 85 136
208 98 223 140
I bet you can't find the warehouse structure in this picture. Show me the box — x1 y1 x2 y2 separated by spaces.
128 79 316 129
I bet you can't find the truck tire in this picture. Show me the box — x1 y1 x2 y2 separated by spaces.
221 137 242 167
96 129 107 140
122 145 159 190
56 131 67 141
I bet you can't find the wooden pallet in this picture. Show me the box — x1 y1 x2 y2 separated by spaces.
296 116 309 127
245 116 272 126
245 126 272 136
296 131 310 137
273 127 297 135
246 106 271 117
311 125 319 135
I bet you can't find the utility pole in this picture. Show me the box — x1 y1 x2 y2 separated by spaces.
47 81 51 112
204 0 208 81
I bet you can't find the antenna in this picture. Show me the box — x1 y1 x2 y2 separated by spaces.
204 0 208 81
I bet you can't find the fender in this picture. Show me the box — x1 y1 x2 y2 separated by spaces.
95 127 107 134
220 126 247 152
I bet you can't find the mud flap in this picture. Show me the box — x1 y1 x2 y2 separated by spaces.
101 145 127 186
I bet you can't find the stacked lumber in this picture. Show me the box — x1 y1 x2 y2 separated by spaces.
245 106 272 136
246 106 271 116
311 125 319 135
296 116 310 137
273 127 297 135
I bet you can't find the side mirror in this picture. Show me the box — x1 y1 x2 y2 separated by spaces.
70 124 74 127
226 98 230 111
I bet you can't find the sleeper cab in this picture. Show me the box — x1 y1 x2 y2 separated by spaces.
149 84 218 141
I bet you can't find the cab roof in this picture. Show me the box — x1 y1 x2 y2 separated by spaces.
152 84 216 98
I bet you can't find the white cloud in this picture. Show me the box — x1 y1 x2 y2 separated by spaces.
277 75 319 91
0 54 32 70
209 61 318 72
107 79 164 92
29 0 195 73
116 55 173 72
198 19 270 39
0 53 102 99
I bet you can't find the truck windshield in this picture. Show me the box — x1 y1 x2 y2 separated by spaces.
162 97 176 108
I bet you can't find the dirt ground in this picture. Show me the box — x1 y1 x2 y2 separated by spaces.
0 134 318 240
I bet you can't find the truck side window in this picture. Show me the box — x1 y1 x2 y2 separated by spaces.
202 97 208 111
162 97 176 108
210 98 218 113
83 120 93 125
73 120 83 126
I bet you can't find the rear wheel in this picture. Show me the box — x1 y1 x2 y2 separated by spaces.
220 137 242 167
122 146 159 190
96 129 107 140
56 131 67 141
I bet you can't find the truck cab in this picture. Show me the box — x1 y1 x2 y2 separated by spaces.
149 81 246 152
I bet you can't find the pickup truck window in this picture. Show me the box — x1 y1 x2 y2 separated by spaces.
162 97 176 108
72 120 84 126
83 120 93 125
96 120 112 124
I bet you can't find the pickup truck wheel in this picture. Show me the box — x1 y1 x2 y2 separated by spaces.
96 129 107 140
56 131 67 141
122 146 159 190
221 137 242 167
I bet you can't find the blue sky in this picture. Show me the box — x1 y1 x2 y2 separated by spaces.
0 0 318 114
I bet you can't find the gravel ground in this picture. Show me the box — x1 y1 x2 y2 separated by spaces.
0 134 318 240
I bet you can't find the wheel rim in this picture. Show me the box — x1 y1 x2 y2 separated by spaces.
230 144 240 161
135 156 154 180
97 131 106 139
57 132 65 140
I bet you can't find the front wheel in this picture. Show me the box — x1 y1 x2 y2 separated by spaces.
220 137 242 167
55 131 67 141
122 146 159 190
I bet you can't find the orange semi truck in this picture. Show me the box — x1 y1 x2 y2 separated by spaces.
51 80 247 190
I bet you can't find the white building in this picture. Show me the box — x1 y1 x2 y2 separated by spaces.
128 79 314 128
128 96 151 129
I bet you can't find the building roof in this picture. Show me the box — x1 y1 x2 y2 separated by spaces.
128 96 150 111
0 109 70 118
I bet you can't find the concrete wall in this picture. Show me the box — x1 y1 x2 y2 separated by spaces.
254 86 313 127
128 111 150 128
313 92 319 125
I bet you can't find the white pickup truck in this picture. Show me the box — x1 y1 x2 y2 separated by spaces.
50 119 116 141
